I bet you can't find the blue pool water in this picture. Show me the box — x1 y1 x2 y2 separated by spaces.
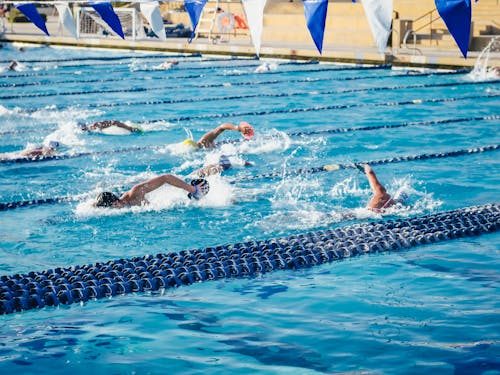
0 43 499 374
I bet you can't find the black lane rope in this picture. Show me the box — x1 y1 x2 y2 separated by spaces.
0 145 155 165
0 58 321 81
0 91 497 149
0 83 496 139
0 64 389 100
1 70 468 120
216 114 500 146
147 92 500 124
0 52 203 64
0 203 498 315
0 113 496 164
230 144 500 183
19 58 311 73
2 74 494 109
1 144 497 211
0 61 393 89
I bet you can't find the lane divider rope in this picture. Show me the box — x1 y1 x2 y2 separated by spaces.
0 58 322 81
0 203 497 314
230 145 500 183
0 64 389 99
1 144 497 211
1 70 468 120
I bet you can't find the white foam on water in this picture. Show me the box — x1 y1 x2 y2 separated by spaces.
75 173 234 217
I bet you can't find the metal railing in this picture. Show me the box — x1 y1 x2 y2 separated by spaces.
402 8 441 54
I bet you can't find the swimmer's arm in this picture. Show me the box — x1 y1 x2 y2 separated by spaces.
197 123 239 148
196 164 223 178
87 120 136 132
127 174 196 199
363 164 387 195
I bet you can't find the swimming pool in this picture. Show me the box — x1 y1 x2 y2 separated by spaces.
0 43 499 374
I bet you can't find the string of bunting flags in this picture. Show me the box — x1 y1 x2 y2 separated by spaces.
5 0 477 58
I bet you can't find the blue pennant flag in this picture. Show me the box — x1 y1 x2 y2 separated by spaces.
435 0 471 58
302 0 329 54
90 2 125 39
15 3 49 36
184 0 208 42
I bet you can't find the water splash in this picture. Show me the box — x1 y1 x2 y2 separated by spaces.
469 36 500 81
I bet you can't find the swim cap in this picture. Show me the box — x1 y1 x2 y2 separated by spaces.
393 191 409 205
188 179 210 200
94 192 119 207
218 155 232 171
182 139 199 149
48 141 60 149
239 122 255 139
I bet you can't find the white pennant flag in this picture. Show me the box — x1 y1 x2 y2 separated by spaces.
55 3 77 38
140 1 166 41
361 0 393 54
242 0 267 56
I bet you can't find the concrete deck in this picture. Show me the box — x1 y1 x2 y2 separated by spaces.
1 15 499 69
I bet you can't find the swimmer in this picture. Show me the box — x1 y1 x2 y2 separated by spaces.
254 62 277 73
94 174 209 208
80 120 142 134
154 60 179 70
0 140 61 159
183 121 255 149
195 154 252 178
8 60 18 71
356 163 407 212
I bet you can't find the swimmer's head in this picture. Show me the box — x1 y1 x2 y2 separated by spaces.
218 155 232 171
182 139 199 149
48 141 60 149
188 178 210 200
239 121 255 139
94 192 119 207
393 191 409 205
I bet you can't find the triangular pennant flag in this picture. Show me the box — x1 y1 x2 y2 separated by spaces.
242 0 267 56
302 0 328 54
184 0 208 42
361 0 393 54
15 3 49 36
435 0 471 58
140 1 166 41
90 2 125 39
55 3 77 38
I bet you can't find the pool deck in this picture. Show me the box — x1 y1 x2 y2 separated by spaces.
2 21 499 69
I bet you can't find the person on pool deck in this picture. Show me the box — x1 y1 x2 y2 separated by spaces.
80 120 142 133
94 174 210 208
183 121 255 149
356 163 407 212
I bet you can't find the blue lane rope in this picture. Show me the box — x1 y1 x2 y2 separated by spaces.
1 144 497 211
4 78 489 109
0 52 203 64
1 70 467 119
215 114 500 146
230 144 500 183
0 145 153 165
147 92 499 123
0 203 497 315
0 64 391 100
0 58 322 81
3 63 448 90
